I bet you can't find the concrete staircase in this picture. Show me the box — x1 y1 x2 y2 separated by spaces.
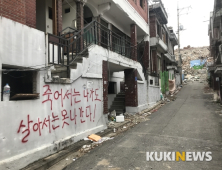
51 51 88 78
109 92 125 115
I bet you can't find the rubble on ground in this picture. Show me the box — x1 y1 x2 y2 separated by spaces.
175 46 212 77
203 85 215 94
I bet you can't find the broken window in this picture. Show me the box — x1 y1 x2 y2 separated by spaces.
1 67 39 101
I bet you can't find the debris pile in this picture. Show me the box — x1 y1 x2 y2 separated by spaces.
175 46 212 75
203 85 214 94
80 134 114 153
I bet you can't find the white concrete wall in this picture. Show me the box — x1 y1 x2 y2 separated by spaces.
86 0 149 42
0 18 107 170
0 73 106 170
112 0 149 35
83 45 145 81
0 16 147 169
62 1 76 31
0 17 45 68
138 81 148 111
150 37 168 52
111 72 124 93
147 76 160 107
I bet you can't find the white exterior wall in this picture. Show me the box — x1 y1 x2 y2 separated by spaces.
86 0 149 41
111 0 149 35
147 76 160 107
138 81 148 111
0 15 150 169
0 17 45 68
62 2 76 31
0 18 106 170
111 72 124 93
0 74 106 170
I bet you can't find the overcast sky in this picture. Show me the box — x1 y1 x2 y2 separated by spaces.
163 0 214 48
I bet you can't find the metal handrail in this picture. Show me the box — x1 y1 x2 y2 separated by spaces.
60 26 77 34
48 20 134 77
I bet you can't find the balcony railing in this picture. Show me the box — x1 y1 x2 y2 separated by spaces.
48 20 133 70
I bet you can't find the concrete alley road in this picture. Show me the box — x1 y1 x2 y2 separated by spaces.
64 82 222 170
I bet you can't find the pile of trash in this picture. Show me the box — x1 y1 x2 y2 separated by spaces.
175 46 212 75
183 68 207 83
107 104 165 134
80 134 114 153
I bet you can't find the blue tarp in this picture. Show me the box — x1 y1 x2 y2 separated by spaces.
190 59 206 67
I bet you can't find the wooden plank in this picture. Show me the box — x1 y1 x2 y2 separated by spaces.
11 94 40 100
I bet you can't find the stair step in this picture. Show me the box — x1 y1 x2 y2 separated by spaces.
54 64 77 70
110 107 125 110
114 98 125 101
112 101 125 105
59 61 78 67
63 56 85 63
116 94 125 97
109 91 125 114
115 96 125 99
51 71 67 79
52 66 67 71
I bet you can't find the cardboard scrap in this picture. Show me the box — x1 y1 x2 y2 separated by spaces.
88 134 101 142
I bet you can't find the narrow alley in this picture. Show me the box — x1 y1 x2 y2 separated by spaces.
59 81 222 170
0 0 220 169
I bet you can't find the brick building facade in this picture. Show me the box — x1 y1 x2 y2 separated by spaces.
0 0 36 28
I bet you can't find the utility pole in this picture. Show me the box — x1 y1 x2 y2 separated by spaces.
177 2 191 84
177 3 181 66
